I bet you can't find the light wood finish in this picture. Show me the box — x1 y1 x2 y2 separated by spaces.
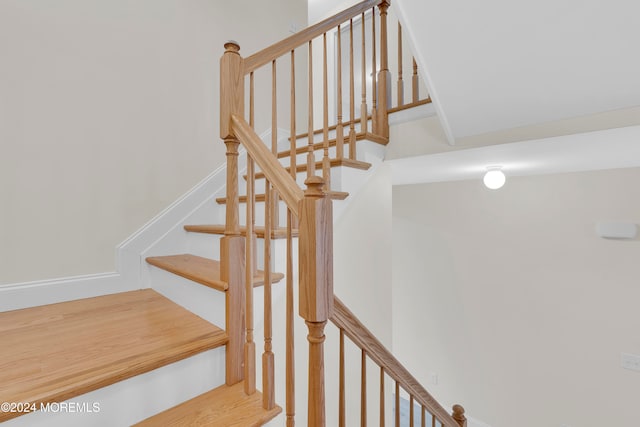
245 157 256 395
220 41 244 140
271 60 280 231
230 114 304 216
371 7 378 134
387 98 431 114
322 32 331 190
395 382 400 427
331 297 462 427
185 224 300 239
452 405 467 427
360 12 368 134
299 177 333 427
348 18 357 160
146 254 284 289
412 57 419 103
134 381 282 427
250 71 255 128
299 177 334 323
223 138 241 236
262 179 275 409
252 157 371 180
339 330 346 427
380 367 385 427
0 290 227 423
307 40 316 178
361 349 367 427
290 50 297 184
279 131 387 159
397 22 404 106
306 320 327 427
376 1 390 138
243 0 382 73
215 190 349 205
220 235 246 385
422 406 426 427
336 24 345 160
286 209 296 427
410 395 415 427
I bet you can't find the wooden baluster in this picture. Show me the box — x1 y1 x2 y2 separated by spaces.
360 12 368 135
250 71 255 128
220 41 246 386
377 1 391 138
379 367 385 427
335 25 344 161
452 405 467 427
397 22 404 107
262 176 275 409
409 396 414 427
244 155 256 395
431 413 436 427
371 7 378 135
271 60 280 231
286 208 295 427
412 57 419 103
290 50 297 183
361 349 367 427
322 33 331 191
348 19 357 159
394 382 399 427
299 176 333 427
339 330 345 427
307 41 316 178
421 406 426 427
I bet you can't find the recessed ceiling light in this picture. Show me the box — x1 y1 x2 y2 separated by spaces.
483 166 506 189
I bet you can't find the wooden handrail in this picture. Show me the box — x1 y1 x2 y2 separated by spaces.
331 297 462 427
230 114 304 217
243 0 381 73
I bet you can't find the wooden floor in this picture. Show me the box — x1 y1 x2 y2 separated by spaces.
134 381 282 426
0 289 227 423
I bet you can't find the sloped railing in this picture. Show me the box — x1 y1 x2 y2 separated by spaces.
219 1 459 426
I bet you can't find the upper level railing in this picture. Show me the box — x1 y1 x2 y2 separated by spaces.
219 1 460 426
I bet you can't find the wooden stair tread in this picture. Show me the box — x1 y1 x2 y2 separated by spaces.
134 381 282 426
185 224 300 239
247 158 371 180
0 289 227 423
279 131 388 158
146 254 284 291
215 190 349 205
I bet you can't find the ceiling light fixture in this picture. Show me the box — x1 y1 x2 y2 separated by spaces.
483 166 506 189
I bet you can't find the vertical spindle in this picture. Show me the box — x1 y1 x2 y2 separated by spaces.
336 25 345 160
348 19 357 159
377 1 390 138
286 208 295 426
361 349 367 427
290 51 297 182
371 8 378 134
397 22 404 106
339 330 345 427
307 41 316 178
412 57 419 103
322 33 331 190
360 12 368 135
395 382 400 427
263 175 274 409
380 367 385 427
244 156 256 395
409 396 414 427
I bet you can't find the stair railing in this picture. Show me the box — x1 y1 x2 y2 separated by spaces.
219 1 446 426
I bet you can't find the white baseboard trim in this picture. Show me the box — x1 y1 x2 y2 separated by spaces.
0 272 130 312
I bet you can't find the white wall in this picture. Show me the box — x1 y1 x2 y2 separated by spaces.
392 168 640 426
0 0 306 284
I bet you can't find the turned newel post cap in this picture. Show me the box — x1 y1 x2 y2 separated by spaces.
304 176 326 197
452 404 466 420
224 40 240 53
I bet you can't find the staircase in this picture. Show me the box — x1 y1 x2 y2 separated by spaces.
0 1 468 426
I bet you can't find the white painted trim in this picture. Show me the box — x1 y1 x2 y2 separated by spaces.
0 272 129 312
393 0 456 145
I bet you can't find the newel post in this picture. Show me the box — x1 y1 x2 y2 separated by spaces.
299 176 334 427
376 0 391 138
220 41 246 386
452 404 467 427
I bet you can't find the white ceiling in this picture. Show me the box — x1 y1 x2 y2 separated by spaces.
394 0 640 142
388 125 640 185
